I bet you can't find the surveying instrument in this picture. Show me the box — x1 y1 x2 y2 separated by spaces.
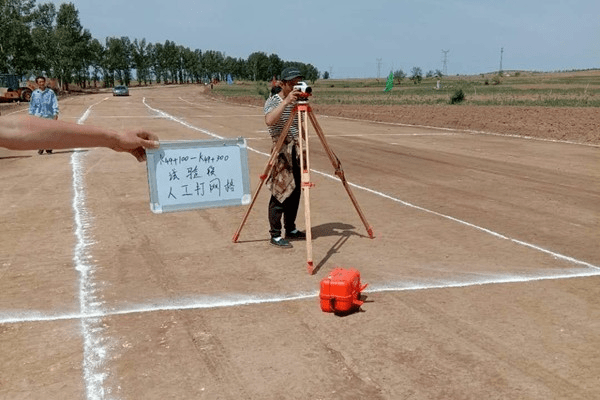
232 87 374 274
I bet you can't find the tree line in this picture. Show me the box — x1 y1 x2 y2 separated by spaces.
0 0 320 90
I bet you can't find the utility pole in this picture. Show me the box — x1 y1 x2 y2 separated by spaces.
376 58 382 79
441 49 449 76
499 47 504 74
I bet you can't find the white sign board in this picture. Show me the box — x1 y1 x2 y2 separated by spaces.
146 139 251 213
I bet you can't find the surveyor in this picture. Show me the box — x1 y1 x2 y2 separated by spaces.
263 67 307 248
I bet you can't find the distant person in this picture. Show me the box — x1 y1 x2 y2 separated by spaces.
263 67 306 248
28 76 59 155
0 114 159 162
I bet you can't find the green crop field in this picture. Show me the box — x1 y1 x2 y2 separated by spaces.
212 70 600 108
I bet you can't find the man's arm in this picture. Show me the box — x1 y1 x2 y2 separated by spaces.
0 115 159 162
264 89 300 126
28 91 37 115
51 90 59 118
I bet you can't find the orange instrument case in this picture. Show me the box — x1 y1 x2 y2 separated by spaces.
320 267 368 314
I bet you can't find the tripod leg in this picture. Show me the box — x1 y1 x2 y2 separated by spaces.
308 109 375 239
298 105 315 274
232 108 297 242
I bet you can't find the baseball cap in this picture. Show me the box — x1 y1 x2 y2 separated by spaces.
281 67 303 81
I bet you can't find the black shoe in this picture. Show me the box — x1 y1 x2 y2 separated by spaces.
46 149 53 154
270 236 292 248
38 149 44 155
286 229 306 240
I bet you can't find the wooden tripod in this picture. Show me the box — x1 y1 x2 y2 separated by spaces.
232 100 374 274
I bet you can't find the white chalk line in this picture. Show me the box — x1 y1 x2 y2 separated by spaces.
322 132 458 137
341 181 600 271
184 114 263 118
2 95 592 398
201 98 600 148
330 115 600 148
248 132 457 139
5 107 28 115
177 97 214 108
2 267 599 326
142 98 599 272
84 115 163 119
73 97 114 400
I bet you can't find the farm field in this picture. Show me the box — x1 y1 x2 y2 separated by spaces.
212 69 600 145
1 80 599 399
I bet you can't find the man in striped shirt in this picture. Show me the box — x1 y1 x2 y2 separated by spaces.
264 67 307 248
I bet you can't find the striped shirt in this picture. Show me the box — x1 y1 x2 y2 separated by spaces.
264 94 298 139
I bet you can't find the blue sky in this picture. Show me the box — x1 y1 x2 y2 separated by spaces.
49 0 599 78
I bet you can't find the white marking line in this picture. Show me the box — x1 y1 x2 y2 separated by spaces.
251 132 457 139
3 98 591 397
73 97 112 400
142 99 599 272
5 107 28 115
143 97 224 139
178 97 214 108
85 115 163 119
320 132 458 138
2 267 599 325
216 102 600 147
332 115 600 148
185 114 263 118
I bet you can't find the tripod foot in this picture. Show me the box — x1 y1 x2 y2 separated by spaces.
307 261 316 275
367 227 375 239
232 233 240 243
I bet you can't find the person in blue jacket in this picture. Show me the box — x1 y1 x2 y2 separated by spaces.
28 76 59 154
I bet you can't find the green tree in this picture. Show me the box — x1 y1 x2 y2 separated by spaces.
223 55 239 81
119 36 133 85
202 50 225 81
410 66 423 84
54 3 91 90
148 42 166 84
393 69 406 84
267 53 283 80
190 49 203 83
235 57 249 80
88 38 104 87
450 88 465 104
104 36 132 86
132 38 151 85
247 51 269 81
30 2 57 76
0 0 36 76
162 40 179 83
303 63 319 83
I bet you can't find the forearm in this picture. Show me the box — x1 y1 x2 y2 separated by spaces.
1 115 118 150
265 100 290 126
52 97 59 118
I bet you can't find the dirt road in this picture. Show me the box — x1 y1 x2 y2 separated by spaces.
1 85 599 399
